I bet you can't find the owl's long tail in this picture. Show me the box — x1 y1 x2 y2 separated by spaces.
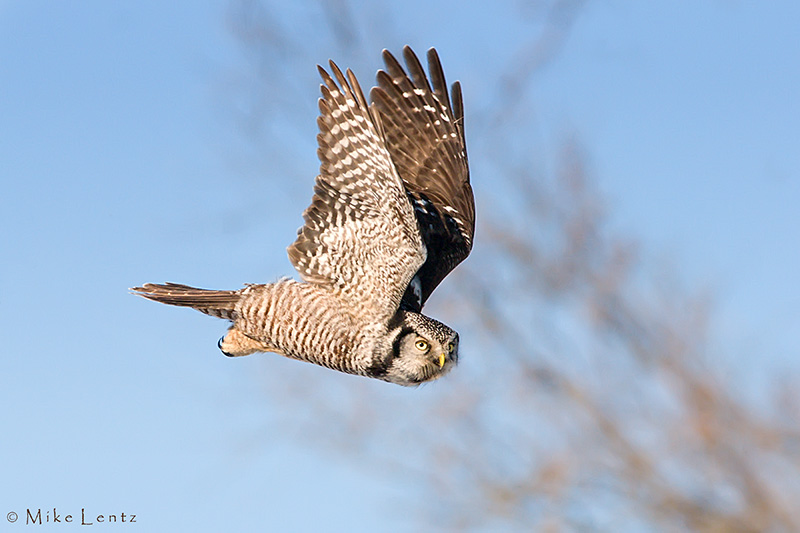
130 282 241 320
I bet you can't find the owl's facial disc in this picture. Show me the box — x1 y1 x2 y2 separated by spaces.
377 312 460 386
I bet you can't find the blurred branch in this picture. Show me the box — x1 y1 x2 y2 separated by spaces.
493 0 588 128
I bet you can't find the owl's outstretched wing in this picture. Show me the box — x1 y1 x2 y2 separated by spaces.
371 47 474 312
287 60 426 322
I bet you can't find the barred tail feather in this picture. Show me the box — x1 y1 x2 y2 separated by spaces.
131 282 241 320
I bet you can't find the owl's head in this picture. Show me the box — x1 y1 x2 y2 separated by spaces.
371 311 459 386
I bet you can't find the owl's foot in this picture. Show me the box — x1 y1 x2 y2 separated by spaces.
218 327 263 357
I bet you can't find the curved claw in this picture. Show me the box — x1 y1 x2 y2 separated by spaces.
218 337 234 358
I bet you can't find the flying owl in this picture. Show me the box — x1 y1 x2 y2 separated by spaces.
132 46 474 386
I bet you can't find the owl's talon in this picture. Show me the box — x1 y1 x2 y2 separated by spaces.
218 337 234 357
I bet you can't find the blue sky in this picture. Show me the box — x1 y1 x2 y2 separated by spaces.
1 1 798 531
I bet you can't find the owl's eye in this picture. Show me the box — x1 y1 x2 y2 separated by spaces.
447 342 455 353
414 339 429 352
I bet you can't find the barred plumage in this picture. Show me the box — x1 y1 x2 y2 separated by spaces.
131 47 474 386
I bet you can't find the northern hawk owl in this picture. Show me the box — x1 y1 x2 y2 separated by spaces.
132 47 474 386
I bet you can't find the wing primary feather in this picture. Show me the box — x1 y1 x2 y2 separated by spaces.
426 47 452 114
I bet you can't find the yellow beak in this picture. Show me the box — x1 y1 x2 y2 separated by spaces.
438 353 446 368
